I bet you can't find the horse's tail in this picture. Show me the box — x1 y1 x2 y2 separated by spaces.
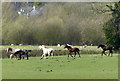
109 46 113 53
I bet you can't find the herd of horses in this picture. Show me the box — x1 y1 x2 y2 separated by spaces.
6 44 113 60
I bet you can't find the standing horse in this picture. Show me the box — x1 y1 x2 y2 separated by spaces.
98 44 113 57
39 45 54 59
64 45 81 58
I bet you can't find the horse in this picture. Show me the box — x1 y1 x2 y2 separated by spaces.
98 44 113 57
64 45 81 58
38 45 54 59
7 47 31 60
13 50 32 60
7 47 21 59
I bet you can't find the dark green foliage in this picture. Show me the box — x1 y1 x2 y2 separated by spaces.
103 2 120 50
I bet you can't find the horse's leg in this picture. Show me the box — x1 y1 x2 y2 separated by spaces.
77 51 81 57
108 51 110 56
41 54 44 59
51 52 54 57
67 53 70 58
70 52 73 57
101 51 105 56
74 52 76 57
46 53 48 59
18 54 21 60
22 55 25 59
110 50 113 57
14 54 17 59
48 52 50 57
101 50 107 56
10 54 13 59
104 51 107 56
26 53 29 60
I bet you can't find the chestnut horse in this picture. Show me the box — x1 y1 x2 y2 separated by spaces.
98 44 113 57
64 45 80 58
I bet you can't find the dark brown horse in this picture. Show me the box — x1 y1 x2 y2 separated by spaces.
98 44 113 57
64 45 80 58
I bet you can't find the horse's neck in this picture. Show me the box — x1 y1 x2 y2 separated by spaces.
101 46 105 48
42 47 48 51
13 49 20 53
67 47 72 50
7 48 12 52
9 48 13 51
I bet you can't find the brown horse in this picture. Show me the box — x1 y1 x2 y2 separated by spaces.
98 44 113 57
64 45 81 58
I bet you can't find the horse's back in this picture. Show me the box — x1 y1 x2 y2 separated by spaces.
106 46 113 50
75 48 80 51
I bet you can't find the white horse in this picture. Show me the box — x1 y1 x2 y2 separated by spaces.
7 47 21 59
38 45 54 59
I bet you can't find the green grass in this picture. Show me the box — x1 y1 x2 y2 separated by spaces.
0 59 2 80
2 54 118 79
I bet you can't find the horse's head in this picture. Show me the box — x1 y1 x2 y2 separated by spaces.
64 45 67 48
39 45 45 50
25 50 32 52
28 50 32 52
7 47 13 53
98 44 105 48
39 45 43 50
25 50 32 54
64 45 72 49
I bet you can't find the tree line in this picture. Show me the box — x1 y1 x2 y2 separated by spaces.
2 2 112 46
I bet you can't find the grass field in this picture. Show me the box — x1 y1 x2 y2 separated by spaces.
2 54 118 79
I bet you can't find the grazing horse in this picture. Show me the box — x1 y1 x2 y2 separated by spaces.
7 47 21 59
13 50 32 60
39 45 54 59
64 45 80 58
98 44 113 57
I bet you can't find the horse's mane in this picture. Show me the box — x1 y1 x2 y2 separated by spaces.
99 44 105 47
65 45 72 48
7 47 13 51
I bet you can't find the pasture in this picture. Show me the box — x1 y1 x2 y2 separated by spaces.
1 45 118 79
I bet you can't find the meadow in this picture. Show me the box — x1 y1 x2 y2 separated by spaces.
2 55 118 79
1 45 118 79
